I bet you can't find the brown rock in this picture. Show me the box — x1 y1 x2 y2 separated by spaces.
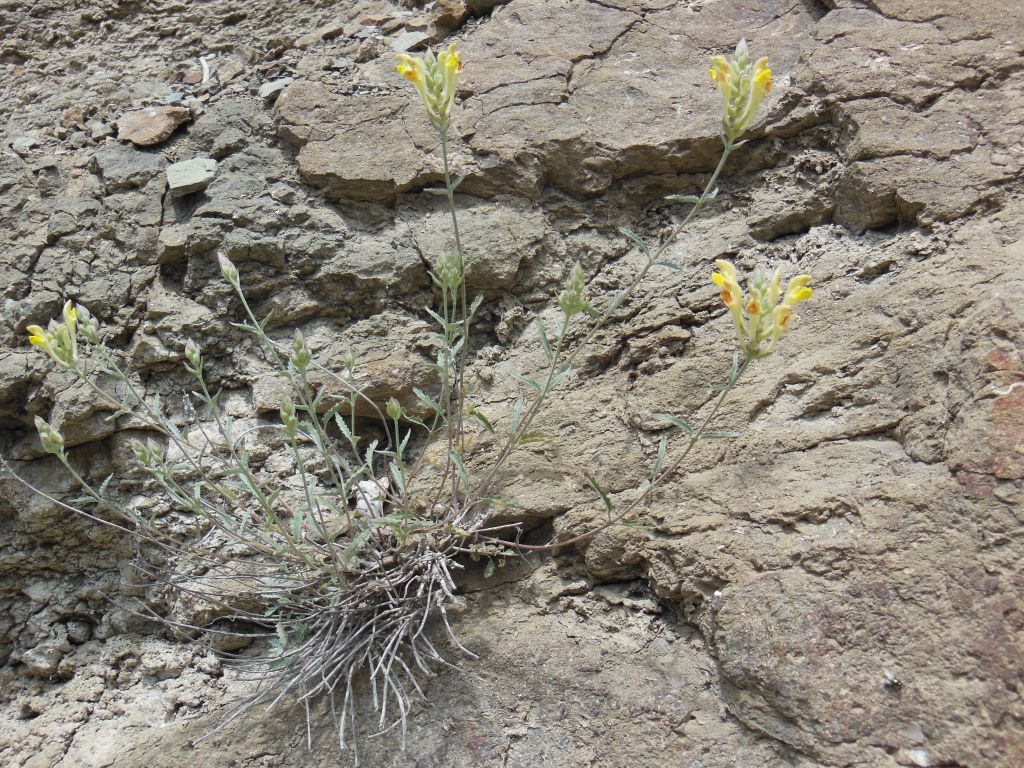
115 106 191 147
433 0 468 27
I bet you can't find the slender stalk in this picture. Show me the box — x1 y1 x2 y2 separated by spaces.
439 125 470 456
481 355 752 552
469 139 736 508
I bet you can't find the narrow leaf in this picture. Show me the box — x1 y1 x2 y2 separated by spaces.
483 559 496 579
535 317 552 360
617 226 652 259
606 288 628 312
511 371 542 394
424 306 449 330
665 193 701 204
364 439 378 470
509 396 524 434
517 431 548 445
344 528 375 564
333 413 354 442
585 473 614 514
389 462 406 494
622 518 652 532
413 387 443 415
450 450 470 488
551 368 574 390
655 413 694 435
469 408 495 433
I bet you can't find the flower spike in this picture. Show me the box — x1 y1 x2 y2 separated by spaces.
709 40 774 144
711 260 812 359
396 43 464 131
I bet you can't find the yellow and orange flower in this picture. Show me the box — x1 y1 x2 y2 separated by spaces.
396 43 464 130
709 39 773 144
711 260 812 358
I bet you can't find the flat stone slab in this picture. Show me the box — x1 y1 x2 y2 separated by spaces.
258 77 293 100
116 106 191 147
391 30 430 53
166 157 218 197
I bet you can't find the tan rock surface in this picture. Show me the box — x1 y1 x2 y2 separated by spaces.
0 0 1022 766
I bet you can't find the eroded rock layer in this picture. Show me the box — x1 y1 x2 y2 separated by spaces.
1 0 1021 766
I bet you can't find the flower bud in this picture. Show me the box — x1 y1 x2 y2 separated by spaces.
396 43 464 130
76 305 100 345
558 263 590 318
217 252 239 286
341 351 356 373
386 397 403 421
709 40 774 144
130 439 151 465
34 416 64 455
291 330 312 373
184 340 202 371
25 307 77 369
710 260 812 359
280 397 298 437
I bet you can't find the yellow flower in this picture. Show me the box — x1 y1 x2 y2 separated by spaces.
396 43 464 130
27 324 50 349
25 301 81 369
61 301 77 358
711 259 746 340
711 261 811 359
709 40 774 144
771 274 813 346
783 274 813 305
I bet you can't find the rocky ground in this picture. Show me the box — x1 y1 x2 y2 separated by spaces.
1 0 1022 766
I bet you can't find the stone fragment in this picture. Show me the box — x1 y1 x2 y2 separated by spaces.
294 31 321 49
116 106 191 146
466 0 511 13
355 36 387 62
258 77 293 100
296 18 351 47
391 30 430 53
10 136 39 157
325 57 353 71
166 157 217 196
85 118 113 139
319 20 346 40
20 641 67 678
91 143 165 191
62 105 86 127
210 129 246 159
217 55 246 83
66 620 92 644
434 0 468 27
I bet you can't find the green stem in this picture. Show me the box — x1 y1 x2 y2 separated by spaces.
439 127 470 457
467 140 736 511
481 355 752 552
